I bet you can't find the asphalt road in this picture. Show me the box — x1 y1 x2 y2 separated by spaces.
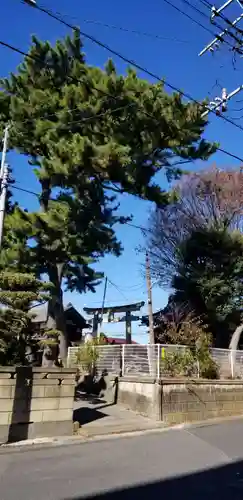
2 419 243 499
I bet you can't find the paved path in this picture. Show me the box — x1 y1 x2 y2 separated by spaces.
73 396 162 436
2 418 243 499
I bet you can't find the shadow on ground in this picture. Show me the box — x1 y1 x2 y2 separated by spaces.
8 367 33 443
73 373 118 426
64 458 243 500
73 403 116 426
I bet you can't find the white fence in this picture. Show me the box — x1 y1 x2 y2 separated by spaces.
67 345 122 375
67 344 243 379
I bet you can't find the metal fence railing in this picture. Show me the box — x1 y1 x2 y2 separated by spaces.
210 348 233 379
68 345 122 375
68 344 243 379
233 350 243 378
122 344 157 377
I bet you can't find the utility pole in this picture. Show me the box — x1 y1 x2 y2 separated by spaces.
0 125 9 180
197 1 243 118
99 276 108 336
199 0 243 57
24 0 37 5
0 163 8 248
201 85 243 117
0 125 10 249
146 251 154 344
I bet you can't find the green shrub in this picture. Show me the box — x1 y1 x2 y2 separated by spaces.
162 335 219 379
162 349 197 378
75 337 105 375
195 334 219 379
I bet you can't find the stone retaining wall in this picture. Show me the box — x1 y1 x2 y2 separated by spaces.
162 379 243 424
0 366 76 443
118 377 243 424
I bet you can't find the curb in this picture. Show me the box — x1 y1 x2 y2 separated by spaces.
0 425 170 454
1 414 243 454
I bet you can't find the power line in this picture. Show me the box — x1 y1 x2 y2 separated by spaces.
225 113 243 120
216 146 243 161
0 41 178 151
84 298 145 305
2 9 243 139
17 1 230 99
19 102 135 128
162 0 221 34
31 117 243 160
77 18 190 44
0 8 241 173
117 283 145 291
126 221 151 234
161 0 239 51
200 0 243 35
21 0 217 48
183 0 243 47
21 1 235 85
45 103 135 128
0 41 192 138
0 41 142 121
0 39 150 127
198 0 243 56
12 172 243 223
181 0 243 48
19 0 188 44
180 0 209 19
106 278 129 301
230 105 243 111
18 2 243 143
11 184 40 197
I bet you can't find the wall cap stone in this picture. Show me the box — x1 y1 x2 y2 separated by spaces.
160 378 243 385
29 368 76 374
0 366 76 374
0 367 16 373
118 376 243 386
120 376 156 384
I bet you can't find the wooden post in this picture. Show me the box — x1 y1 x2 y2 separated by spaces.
146 251 155 344
125 311 132 344
92 312 99 338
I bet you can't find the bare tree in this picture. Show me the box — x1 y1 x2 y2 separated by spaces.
147 165 243 287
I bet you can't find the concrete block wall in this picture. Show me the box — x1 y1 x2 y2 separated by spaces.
0 367 76 443
118 377 243 425
162 380 243 424
0 368 16 433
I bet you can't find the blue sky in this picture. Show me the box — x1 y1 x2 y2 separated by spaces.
1 0 243 343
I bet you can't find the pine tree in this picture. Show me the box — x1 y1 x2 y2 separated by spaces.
0 271 51 365
0 32 216 361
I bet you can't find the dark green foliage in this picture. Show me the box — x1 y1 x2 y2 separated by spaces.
0 271 50 365
0 32 215 359
195 334 219 379
147 169 243 348
172 227 243 347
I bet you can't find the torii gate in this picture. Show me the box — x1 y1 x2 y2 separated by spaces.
83 301 145 344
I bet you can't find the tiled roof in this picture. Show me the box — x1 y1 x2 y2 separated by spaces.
106 337 138 345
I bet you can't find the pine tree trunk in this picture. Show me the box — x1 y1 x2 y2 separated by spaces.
42 289 68 366
42 264 68 366
55 291 68 363
40 184 69 365
42 297 58 367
